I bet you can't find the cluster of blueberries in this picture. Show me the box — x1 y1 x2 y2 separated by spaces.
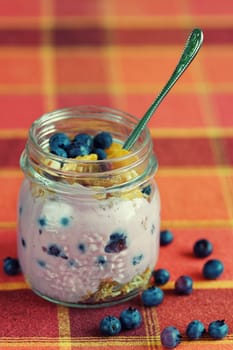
100 306 142 336
160 230 224 280
49 131 113 160
99 230 228 348
160 320 229 348
101 312 228 347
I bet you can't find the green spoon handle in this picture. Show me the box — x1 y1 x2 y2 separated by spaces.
123 28 204 150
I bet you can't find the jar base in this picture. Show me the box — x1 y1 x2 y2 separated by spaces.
32 287 141 308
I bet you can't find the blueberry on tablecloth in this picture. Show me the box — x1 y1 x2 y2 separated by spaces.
160 229 174 246
193 238 213 258
160 326 182 348
202 259 224 279
3 257 21 276
141 286 164 307
120 307 142 329
175 275 193 295
99 315 122 336
208 320 229 339
186 320 205 340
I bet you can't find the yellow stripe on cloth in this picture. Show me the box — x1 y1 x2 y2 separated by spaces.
57 305 72 350
1 280 232 292
161 219 233 229
1 219 233 231
150 127 233 138
163 280 233 290
0 282 29 291
0 337 164 347
1 127 233 140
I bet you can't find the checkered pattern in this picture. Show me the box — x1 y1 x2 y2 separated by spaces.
0 0 232 349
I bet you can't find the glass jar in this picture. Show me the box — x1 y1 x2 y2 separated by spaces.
17 106 160 307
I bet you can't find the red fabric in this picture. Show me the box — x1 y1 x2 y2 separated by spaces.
0 0 233 349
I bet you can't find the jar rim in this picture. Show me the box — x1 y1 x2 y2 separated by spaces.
23 105 158 191
29 105 151 162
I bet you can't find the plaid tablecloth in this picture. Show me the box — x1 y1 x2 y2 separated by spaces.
0 1 233 349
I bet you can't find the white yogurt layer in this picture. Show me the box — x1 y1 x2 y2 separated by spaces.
18 179 160 304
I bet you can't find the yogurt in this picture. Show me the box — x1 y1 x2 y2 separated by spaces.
18 178 160 305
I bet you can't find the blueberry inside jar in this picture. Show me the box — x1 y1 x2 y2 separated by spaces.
18 106 160 307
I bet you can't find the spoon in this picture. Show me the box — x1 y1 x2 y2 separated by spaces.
123 28 204 150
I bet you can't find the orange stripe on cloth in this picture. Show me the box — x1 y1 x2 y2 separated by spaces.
1 219 233 231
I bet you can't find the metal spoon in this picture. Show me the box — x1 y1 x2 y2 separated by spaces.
123 28 204 150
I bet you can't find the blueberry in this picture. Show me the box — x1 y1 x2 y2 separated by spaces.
160 230 174 246
104 232 127 253
19 206 23 215
96 255 107 267
93 131 113 149
60 217 71 227
110 232 123 241
94 148 107 160
161 326 182 349
132 254 143 266
49 132 71 151
51 147 68 158
77 243 87 254
202 259 224 279
38 217 47 227
152 268 170 286
68 259 78 268
193 239 213 258
141 286 164 307
175 275 193 295
37 259 46 268
120 307 142 329
186 320 205 340
73 133 93 150
3 257 21 276
47 244 62 257
99 315 121 336
208 320 229 339
151 223 156 235
66 142 90 158
141 185 152 196
21 237 26 248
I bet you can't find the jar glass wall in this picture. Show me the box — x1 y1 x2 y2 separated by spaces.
17 106 160 307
